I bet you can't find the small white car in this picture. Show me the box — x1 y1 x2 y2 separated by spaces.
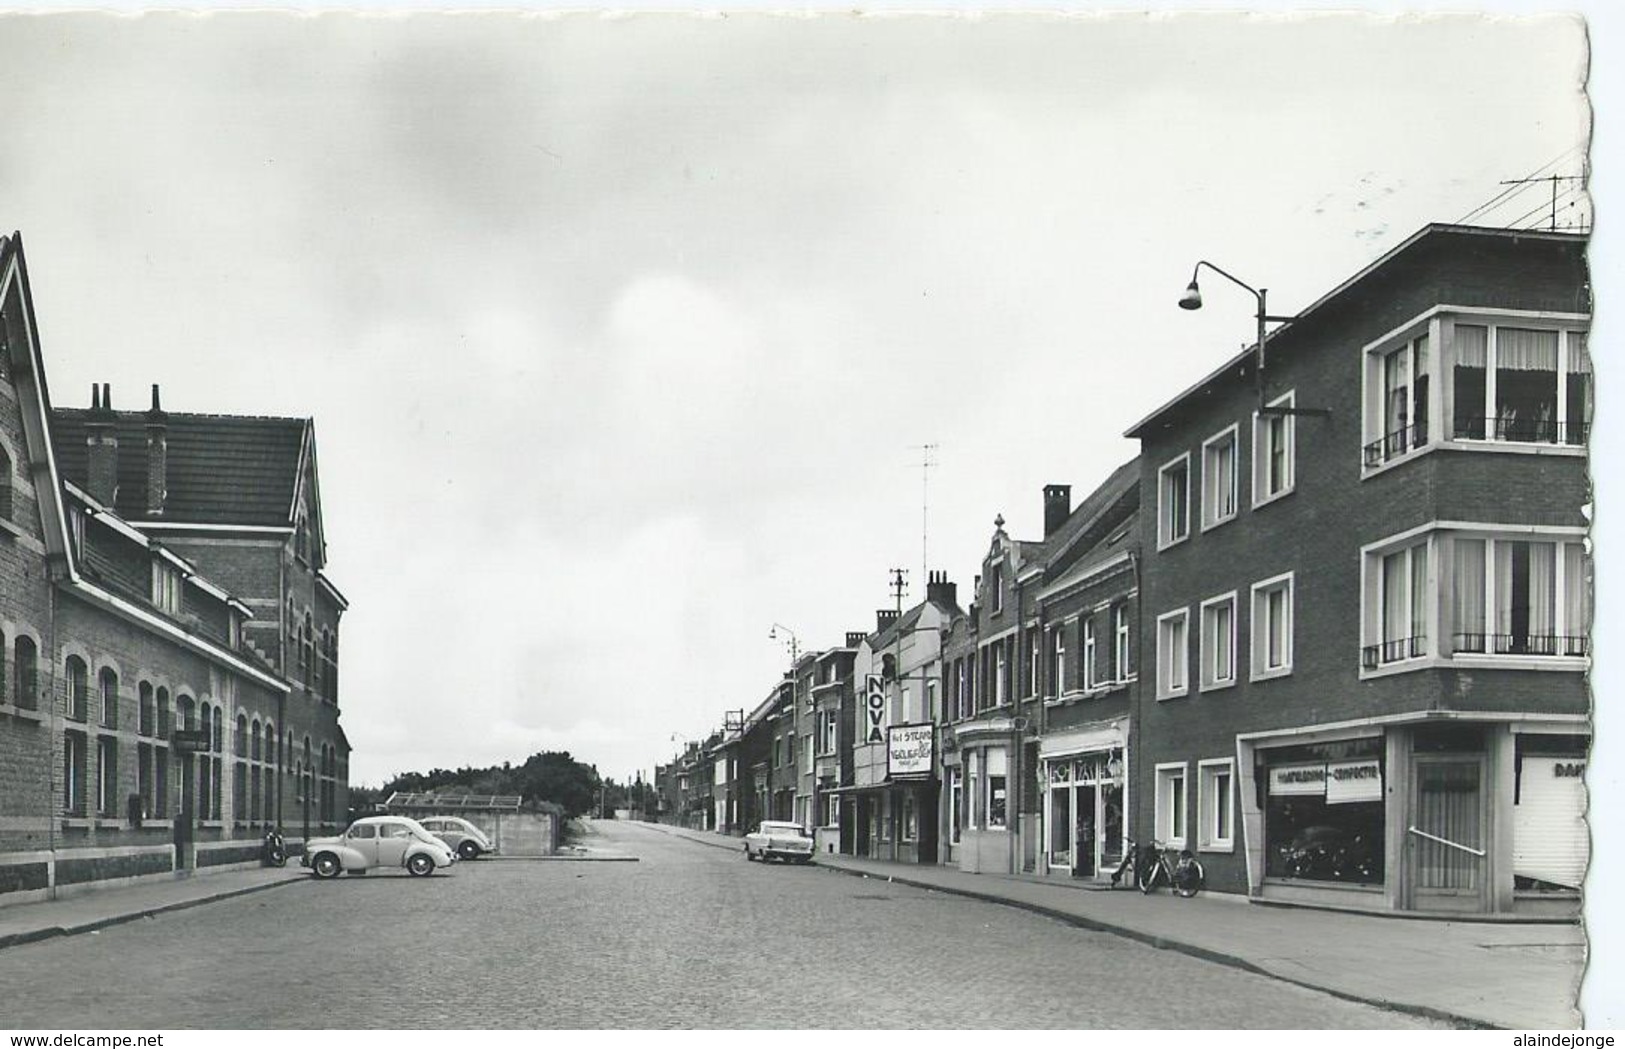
418 816 496 860
302 816 457 879
744 820 815 864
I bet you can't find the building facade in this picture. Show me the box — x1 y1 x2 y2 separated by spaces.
1126 224 1589 915
0 232 351 904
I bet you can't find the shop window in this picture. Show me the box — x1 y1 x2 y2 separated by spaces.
1253 392 1296 506
985 748 1008 829
1251 573 1294 680
1202 425 1239 529
1263 739 1385 884
948 767 962 844
1199 593 1237 691
902 793 917 841
1155 763 1188 847
1198 759 1234 853
1156 608 1190 700
1157 453 1191 549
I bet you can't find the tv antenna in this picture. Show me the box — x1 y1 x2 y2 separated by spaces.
909 443 939 584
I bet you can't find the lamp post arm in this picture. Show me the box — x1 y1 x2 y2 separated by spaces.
1190 259 1262 301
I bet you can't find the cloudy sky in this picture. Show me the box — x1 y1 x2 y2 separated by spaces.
0 11 1603 782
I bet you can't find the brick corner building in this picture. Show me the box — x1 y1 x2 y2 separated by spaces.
0 232 351 903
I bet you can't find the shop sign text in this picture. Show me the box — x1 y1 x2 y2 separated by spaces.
887 723 934 778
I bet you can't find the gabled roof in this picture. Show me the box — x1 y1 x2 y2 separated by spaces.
50 407 308 528
1033 457 1141 572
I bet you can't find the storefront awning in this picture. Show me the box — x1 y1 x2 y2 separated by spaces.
1039 719 1127 759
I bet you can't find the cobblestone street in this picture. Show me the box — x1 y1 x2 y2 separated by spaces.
0 821 1455 1030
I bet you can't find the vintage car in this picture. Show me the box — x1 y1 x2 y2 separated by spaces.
418 815 496 860
301 816 457 879
744 820 815 864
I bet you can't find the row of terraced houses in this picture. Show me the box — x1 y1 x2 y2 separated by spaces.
1 233 351 904
657 222 1591 917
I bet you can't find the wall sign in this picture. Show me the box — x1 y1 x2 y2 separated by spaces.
1554 762 1585 778
1269 763 1326 796
887 723 934 778
1325 759 1383 804
865 674 886 744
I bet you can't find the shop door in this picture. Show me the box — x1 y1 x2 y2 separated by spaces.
1073 785 1097 876
1408 756 1488 912
1048 786 1072 871
1099 780 1125 874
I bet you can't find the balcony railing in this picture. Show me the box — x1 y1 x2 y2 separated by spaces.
1453 633 1589 657
1362 635 1427 669
1363 421 1430 467
1452 416 1588 445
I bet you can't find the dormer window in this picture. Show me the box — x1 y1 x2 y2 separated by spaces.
990 563 1003 614
294 516 310 564
152 561 182 615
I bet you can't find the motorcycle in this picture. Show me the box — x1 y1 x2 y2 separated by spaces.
262 827 288 868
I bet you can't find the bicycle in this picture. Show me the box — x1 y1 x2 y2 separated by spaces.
1125 839 1205 897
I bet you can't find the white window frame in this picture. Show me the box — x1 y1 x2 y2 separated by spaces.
151 562 182 615
1027 630 1040 697
1052 626 1066 699
1156 608 1190 700
1253 390 1297 508
1154 762 1189 848
1157 452 1192 550
1198 592 1238 692
1250 572 1295 681
1082 616 1097 691
1366 538 1433 669
1201 424 1240 531
1197 758 1235 853
994 646 1007 707
1441 314 1590 449
1112 603 1131 682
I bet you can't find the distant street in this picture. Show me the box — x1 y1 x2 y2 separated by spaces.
0 821 1450 1029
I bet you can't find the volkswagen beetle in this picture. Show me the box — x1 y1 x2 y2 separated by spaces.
418 815 496 860
301 815 457 879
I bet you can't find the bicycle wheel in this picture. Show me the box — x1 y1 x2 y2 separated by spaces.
1175 859 1205 897
1138 860 1162 894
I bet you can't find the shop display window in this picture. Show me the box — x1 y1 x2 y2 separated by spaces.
1262 738 1385 885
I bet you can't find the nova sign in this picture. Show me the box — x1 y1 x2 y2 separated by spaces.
865 674 886 744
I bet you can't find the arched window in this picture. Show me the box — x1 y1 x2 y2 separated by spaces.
138 681 154 736
301 614 314 689
177 694 194 732
98 667 118 729
250 719 261 762
236 713 248 755
212 706 223 753
156 687 172 737
13 635 37 711
65 655 88 721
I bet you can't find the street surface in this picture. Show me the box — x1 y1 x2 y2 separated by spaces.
0 820 1451 1029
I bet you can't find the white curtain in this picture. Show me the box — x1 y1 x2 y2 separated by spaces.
1382 551 1407 645
1455 325 1488 367
1564 544 1589 644
1494 541 1514 637
1529 542 1556 640
1409 544 1429 645
1497 328 1559 371
1452 538 1486 643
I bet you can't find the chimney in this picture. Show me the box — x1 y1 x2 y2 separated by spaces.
926 570 957 608
844 632 866 648
85 383 119 507
145 384 168 516
876 609 900 633
1044 484 1072 537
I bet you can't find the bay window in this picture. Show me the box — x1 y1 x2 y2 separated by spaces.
1366 541 1430 667
1366 333 1431 465
1451 322 1589 445
1452 537 1589 657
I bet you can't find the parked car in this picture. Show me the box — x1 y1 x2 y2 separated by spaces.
418 816 496 860
744 821 815 864
302 816 457 879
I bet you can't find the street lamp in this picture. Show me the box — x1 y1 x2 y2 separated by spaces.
768 623 800 664
1179 260 1316 415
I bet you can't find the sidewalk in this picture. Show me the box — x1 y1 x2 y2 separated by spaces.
0 866 307 951
642 822 1584 1030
